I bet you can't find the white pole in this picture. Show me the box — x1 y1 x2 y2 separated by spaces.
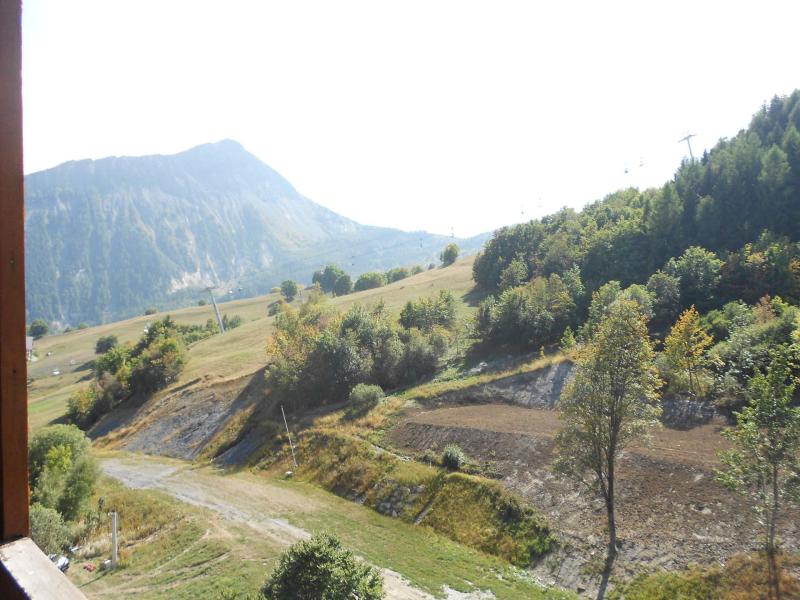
281 405 298 468
111 511 119 568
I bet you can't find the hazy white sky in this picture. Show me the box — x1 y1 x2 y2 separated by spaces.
22 0 800 237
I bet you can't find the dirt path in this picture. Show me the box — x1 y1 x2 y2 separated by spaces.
100 455 438 600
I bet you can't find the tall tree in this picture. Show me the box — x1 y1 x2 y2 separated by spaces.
716 347 800 600
554 300 661 599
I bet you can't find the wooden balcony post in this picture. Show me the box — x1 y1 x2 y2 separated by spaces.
0 0 30 543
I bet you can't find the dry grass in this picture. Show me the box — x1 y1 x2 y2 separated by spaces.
401 353 567 403
610 552 800 599
28 256 478 430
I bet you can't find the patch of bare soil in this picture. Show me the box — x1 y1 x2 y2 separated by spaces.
388 403 800 595
92 368 271 459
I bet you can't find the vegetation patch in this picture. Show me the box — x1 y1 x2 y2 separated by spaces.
420 472 553 566
609 553 800 600
291 429 552 567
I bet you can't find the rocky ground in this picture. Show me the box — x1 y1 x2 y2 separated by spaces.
388 403 800 596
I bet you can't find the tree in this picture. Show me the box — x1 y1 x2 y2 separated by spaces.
554 300 661 599
28 318 49 339
354 272 386 292
440 243 459 266
499 257 529 291
716 347 800 600
399 290 457 332
95 334 118 354
385 267 410 283
333 274 352 296
312 264 346 293
646 270 681 327
28 424 98 523
664 246 723 310
663 306 714 396
280 280 299 302
128 335 186 394
261 533 384 600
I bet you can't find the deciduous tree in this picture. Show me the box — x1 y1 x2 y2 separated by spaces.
554 300 661 599
716 347 800 600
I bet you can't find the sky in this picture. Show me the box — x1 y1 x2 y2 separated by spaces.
22 0 800 237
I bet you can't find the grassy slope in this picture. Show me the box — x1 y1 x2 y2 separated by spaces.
74 453 574 600
28 257 479 430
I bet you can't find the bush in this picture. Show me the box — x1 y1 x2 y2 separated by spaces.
333 274 353 296
144 307 158 315
399 290 457 332
129 335 186 394
268 299 286 316
345 384 384 420
30 503 71 555
66 387 98 429
441 444 465 470
354 272 386 292
95 334 118 354
261 533 384 600
28 425 98 523
222 314 242 330
385 267 410 283
280 280 298 302
28 318 49 339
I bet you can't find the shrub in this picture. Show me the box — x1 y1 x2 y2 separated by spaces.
345 384 384 420
66 387 98 429
399 290 457 332
28 425 98 523
354 272 386 292
280 280 298 302
128 335 186 394
385 267 410 283
28 318 49 339
30 503 71 555
222 314 242 329
441 444 465 470
144 307 158 315
95 334 118 354
333 274 353 296
261 533 384 600
268 299 286 316
28 424 91 485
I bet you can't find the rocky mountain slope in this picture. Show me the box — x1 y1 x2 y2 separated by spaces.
25 140 487 324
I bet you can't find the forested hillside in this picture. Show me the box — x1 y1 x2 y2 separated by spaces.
24 140 487 326
473 91 800 305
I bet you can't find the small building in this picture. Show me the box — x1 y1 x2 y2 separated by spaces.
25 336 33 361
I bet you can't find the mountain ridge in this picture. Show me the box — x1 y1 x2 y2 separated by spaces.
24 140 489 325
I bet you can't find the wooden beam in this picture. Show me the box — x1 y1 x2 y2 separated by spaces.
0 0 29 542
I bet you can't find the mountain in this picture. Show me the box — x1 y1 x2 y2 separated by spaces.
25 140 489 325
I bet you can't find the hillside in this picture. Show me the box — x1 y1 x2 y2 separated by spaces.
26 256 479 430
25 139 488 325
